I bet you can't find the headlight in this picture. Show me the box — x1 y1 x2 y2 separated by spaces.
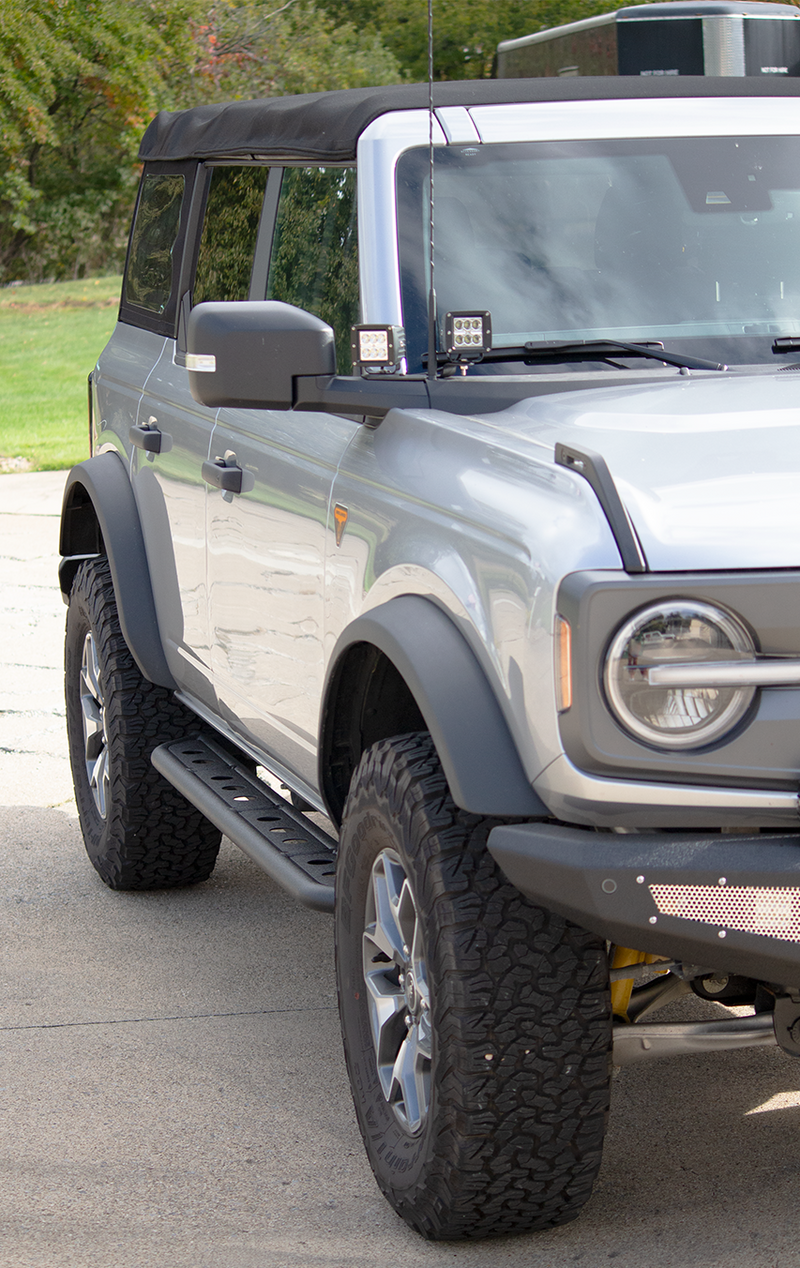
603 601 756 750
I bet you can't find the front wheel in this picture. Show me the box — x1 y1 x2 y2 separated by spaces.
335 732 612 1241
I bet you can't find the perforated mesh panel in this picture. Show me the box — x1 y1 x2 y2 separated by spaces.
650 883 800 941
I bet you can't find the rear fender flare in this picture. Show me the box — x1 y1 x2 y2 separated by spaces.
59 453 176 689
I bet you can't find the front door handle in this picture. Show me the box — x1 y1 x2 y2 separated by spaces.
202 456 243 494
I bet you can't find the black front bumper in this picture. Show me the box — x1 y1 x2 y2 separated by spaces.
488 824 800 986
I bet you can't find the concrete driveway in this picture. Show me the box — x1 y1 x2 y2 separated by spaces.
3 469 800 1268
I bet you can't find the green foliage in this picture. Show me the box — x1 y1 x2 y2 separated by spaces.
7 0 798 285
0 0 197 283
315 0 799 81
377 0 626 81
189 0 402 99
0 0 401 284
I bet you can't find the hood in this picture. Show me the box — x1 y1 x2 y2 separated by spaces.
500 370 800 571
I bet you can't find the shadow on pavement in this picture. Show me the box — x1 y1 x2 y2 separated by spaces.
2 804 800 1268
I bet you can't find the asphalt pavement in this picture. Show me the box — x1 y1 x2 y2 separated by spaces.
4 469 800 1268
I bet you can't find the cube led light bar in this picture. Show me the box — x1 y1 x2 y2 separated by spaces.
445 312 492 360
351 324 406 369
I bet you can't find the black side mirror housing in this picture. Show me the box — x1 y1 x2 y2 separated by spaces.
187 300 337 409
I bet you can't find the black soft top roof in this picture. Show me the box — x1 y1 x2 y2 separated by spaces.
139 76 800 164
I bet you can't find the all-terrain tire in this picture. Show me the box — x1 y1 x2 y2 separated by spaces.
65 557 222 889
335 732 611 1241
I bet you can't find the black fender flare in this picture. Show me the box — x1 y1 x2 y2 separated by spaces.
59 453 177 689
320 595 547 821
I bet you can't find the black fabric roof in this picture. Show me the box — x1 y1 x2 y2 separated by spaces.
139 76 800 164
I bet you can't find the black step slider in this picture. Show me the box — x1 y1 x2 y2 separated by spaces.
151 736 336 912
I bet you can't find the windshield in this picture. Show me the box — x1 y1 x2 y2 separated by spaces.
395 136 800 372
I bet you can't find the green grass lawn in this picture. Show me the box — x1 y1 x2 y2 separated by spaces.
0 276 121 471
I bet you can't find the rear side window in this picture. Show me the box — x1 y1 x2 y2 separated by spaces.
267 167 359 373
124 174 186 316
193 165 270 305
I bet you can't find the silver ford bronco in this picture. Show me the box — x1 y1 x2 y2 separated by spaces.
60 75 800 1240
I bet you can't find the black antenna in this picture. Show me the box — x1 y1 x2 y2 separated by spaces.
426 0 437 381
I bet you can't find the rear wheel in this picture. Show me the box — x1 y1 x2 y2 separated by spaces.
335 732 612 1241
65 557 221 889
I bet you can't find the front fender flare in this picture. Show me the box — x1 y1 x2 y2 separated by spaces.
59 453 176 689
320 595 547 820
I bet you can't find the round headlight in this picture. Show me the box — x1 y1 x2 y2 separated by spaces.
604 601 756 750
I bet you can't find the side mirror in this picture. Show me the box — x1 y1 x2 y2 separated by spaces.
186 301 337 410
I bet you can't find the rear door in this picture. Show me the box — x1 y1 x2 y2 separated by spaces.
131 162 270 706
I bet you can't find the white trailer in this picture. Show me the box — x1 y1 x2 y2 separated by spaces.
497 1 800 79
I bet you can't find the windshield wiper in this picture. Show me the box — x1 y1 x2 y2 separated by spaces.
427 338 725 373
519 339 725 372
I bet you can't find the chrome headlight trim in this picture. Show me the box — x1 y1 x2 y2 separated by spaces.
603 600 756 750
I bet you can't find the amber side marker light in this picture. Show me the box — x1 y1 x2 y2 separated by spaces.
555 616 572 712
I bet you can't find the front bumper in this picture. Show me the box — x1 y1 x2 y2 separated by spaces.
533 754 800 829
488 823 800 986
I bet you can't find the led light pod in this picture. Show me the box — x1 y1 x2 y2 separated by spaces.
603 601 756 750
444 312 492 359
351 324 406 368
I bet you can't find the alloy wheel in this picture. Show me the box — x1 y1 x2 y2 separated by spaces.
362 848 432 1134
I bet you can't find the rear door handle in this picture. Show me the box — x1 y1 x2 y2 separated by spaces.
130 419 168 454
202 457 243 494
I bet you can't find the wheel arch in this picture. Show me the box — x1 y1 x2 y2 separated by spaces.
59 453 177 689
319 595 547 826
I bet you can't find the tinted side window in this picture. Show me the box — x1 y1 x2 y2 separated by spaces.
267 167 359 373
193 166 270 305
125 174 185 315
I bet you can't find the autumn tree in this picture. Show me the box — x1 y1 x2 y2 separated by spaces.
0 0 401 282
190 0 401 101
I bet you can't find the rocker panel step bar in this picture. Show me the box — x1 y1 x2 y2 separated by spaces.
151 736 336 913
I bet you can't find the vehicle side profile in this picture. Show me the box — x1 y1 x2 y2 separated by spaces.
61 75 800 1239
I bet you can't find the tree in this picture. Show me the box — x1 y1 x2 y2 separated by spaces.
0 0 401 282
315 0 800 81
0 0 199 282
308 0 606 80
189 0 401 101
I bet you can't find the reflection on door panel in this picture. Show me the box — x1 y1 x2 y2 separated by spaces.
208 411 359 787
208 165 361 784
132 164 273 706
132 340 218 705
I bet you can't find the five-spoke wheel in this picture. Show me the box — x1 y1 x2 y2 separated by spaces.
363 848 431 1134
79 631 109 819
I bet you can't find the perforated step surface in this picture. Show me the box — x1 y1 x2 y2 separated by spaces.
152 735 336 911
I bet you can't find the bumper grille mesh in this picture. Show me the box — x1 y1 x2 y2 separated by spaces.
650 883 800 941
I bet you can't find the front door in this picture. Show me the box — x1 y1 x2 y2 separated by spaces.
206 165 361 791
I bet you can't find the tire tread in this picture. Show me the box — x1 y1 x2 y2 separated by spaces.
336 731 611 1241
65 557 221 889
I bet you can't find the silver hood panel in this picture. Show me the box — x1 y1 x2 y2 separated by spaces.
493 371 800 571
